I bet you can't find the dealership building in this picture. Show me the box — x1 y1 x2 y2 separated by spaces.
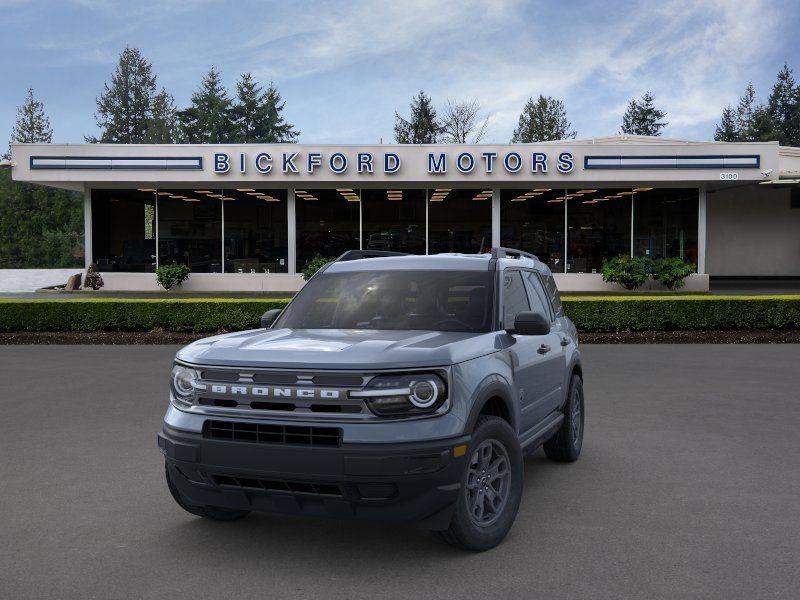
9 136 800 292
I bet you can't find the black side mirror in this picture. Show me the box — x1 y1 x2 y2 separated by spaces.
509 311 551 336
260 309 282 329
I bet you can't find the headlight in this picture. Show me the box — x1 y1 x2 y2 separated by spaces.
171 364 200 406
351 372 447 417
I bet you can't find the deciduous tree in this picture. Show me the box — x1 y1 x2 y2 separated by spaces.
440 99 490 144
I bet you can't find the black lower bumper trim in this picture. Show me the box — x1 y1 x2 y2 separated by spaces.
159 424 469 529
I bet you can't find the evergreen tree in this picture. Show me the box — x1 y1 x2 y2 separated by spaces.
621 91 668 136
88 47 157 143
178 66 235 143
2 90 83 267
394 91 440 143
145 88 179 143
734 83 758 141
714 105 738 141
232 72 262 142
231 74 299 143
510 95 575 143
767 63 800 146
6 88 52 157
750 104 778 142
260 81 299 142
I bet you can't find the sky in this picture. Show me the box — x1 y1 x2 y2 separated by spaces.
1 0 799 147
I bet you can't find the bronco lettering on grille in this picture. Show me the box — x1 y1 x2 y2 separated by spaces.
209 385 341 400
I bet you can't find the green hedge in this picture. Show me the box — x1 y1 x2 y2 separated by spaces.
562 295 800 332
0 299 291 333
1 296 800 333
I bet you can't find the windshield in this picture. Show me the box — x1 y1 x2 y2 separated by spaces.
274 270 495 332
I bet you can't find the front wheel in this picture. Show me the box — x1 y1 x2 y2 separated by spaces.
543 374 584 462
435 415 523 551
165 464 251 521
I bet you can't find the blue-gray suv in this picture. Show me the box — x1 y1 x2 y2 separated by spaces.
158 247 584 550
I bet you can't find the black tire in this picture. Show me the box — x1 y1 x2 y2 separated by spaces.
543 374 584 462
165 463 251 521
435 415 523 551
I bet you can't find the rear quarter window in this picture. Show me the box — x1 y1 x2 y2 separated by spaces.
544 273 564 317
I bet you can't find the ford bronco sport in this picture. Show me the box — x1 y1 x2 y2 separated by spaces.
159 247 584 551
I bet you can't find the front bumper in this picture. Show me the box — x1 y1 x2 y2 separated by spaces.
158 423 470 530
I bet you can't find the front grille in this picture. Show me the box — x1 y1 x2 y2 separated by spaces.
204 420 342 447
212 474 343 497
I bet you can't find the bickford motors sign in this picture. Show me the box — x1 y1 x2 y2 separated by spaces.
213 150 576 176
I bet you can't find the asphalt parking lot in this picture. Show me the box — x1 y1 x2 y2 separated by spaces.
1 344 799 600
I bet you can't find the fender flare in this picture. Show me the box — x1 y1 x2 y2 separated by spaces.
463 374 517 434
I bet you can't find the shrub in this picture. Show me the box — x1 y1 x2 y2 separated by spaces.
156 264 191 290
0 299 291 333
302 254 336 281
601 255 654 290
561 296 800 332
83 263 104 290
2 296 800 334
652 258 696 290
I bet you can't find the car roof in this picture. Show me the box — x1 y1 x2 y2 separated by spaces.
324 252 550 274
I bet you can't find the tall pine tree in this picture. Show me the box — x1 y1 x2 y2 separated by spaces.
6 88 52 157
260 81 299 142
734 83 759 141
394 91 440 143
88 47 157 143
767 63 800 146
511 95 575 142
621 91 668 136
714 105 738 141
178 66 234 143
231 74 298 143
145 88 179 143
1 90 82 267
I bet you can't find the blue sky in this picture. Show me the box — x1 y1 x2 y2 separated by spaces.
1 0 799 146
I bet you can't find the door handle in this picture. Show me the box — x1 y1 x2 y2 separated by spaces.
537 344 551 355
560 336 570 347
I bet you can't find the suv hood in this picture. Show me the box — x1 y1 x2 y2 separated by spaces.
176 328 500 370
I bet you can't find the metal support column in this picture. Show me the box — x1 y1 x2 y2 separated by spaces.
630 190 635 257
287 186 296 274
83 186 92 270
425 188 429 255
491 188 500 248
697 185 707 274
563 190 568 273
220 191 225 273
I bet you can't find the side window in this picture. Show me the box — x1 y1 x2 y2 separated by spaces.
522 271 552 320
544 273 564 317
502 271 531 328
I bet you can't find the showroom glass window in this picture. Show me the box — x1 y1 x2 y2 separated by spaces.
157 189 222 273
222 189 288 274
567 188 632 273
361 188 426 254
428 189 492 254
91 189 156 272
634 188 698 264
501 188 566 273
296 188 360 272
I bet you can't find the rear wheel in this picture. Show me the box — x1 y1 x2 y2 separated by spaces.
543 374 584 462
435 415 523 551
165 463 251 521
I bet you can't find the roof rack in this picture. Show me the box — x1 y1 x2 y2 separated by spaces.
490 247 539 262
335 249 410 262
